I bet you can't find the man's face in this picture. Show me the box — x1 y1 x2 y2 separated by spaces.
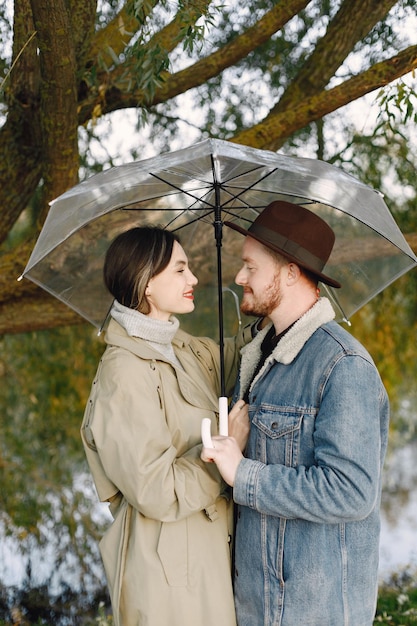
235 236 285 318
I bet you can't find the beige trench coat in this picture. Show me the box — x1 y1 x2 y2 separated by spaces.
81 319 253 626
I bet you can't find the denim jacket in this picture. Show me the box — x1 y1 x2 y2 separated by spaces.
231 298 389 626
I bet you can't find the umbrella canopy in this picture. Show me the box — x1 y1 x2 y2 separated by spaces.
22 136 417 340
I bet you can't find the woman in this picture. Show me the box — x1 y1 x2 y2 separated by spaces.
81 226 252 626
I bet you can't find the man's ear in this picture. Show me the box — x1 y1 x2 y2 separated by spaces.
286 263 301 285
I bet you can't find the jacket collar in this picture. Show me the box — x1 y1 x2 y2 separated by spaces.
239 297 335 398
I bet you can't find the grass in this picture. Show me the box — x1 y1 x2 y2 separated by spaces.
82 574 417 626
374 569 417 625
1 571 417 625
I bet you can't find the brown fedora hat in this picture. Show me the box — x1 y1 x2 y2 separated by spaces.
225 201 341 288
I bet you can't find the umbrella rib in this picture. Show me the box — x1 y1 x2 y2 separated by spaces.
220 167 280 208
149 173 216 209
149 166 281 212
168 212 213 232
222 164 275 186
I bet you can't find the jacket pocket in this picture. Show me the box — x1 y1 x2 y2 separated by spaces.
251 407 304 466
157 519 188 587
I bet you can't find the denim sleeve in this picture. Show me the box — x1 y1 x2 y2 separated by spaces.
233 354 389 523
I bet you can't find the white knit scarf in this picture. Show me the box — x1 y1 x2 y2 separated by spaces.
110 300 182 367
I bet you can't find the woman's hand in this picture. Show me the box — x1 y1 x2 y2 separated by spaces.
201 401 249 486
201 436 243 487
227 400 249 452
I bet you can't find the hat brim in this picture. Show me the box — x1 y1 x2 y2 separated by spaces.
224 220 341 289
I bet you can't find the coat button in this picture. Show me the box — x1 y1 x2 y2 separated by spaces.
271 422 278 429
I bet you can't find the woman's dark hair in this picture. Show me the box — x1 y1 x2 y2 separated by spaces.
104 226 180 314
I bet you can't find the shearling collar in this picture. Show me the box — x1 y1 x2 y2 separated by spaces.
239 297 335 399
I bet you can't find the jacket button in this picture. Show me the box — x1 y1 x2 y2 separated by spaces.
271 422 278 429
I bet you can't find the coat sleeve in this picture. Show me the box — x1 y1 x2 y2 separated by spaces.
83 347 225 523
233 354 389 523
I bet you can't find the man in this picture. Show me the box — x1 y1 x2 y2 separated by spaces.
202 201 389 626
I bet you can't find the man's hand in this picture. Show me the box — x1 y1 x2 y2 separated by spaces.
201 436 244 487
228 401 249 452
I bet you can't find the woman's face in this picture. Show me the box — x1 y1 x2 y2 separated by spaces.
145 241 198 320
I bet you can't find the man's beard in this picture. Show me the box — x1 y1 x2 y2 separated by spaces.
240 273 282 318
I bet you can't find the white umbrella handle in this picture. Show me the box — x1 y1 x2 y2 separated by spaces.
201 397 229 448
201 418 214 448
218 396 228 436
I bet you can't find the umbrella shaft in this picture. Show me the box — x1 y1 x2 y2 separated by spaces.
214 213 226 398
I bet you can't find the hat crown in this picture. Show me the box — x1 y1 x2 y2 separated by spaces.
250 201 335 266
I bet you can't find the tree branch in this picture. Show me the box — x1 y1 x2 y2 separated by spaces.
231 45 417 149
0 292 86 335
270 0 399 116
77 0 311 120
30 0 80 224
88 0 150 68
0 0 42 245
69 0 97 71
147 0 212 55
153 0 310 104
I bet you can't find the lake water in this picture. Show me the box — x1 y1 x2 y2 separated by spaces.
1 441 416 588
379 439 417 580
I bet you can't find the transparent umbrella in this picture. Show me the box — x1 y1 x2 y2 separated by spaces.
21 138 417 397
